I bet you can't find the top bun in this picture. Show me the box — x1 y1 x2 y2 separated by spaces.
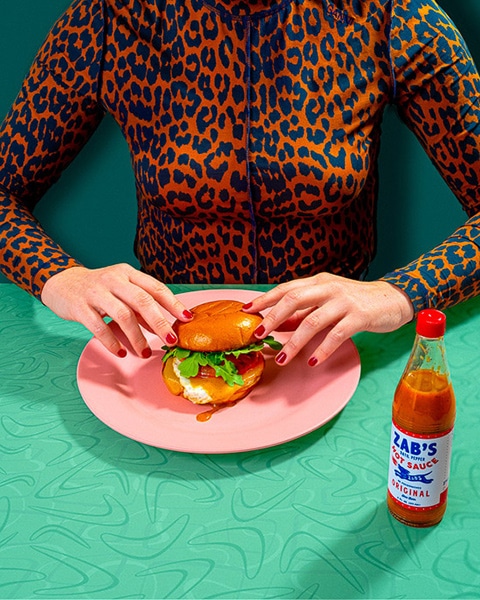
173 300 263 352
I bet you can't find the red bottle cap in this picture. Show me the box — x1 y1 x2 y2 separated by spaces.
416 309 446 338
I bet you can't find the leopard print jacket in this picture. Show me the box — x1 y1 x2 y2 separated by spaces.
0 0 479 313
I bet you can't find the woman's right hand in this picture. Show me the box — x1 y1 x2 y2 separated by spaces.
40 264 193 358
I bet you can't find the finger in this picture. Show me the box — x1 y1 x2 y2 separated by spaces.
128 272 193 321
254 286 328 339
96 293 152 357
107 290 178 354
273 305 340 365
274 308 315 331
307 315 359 367
120 275 193 346
81 306 129 358
242 281 302 313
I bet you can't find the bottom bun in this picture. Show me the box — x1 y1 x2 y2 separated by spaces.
162 354 265 405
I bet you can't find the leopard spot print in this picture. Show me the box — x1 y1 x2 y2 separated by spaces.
0 0 479 310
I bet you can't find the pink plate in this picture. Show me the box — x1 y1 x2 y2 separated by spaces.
77 289 361 453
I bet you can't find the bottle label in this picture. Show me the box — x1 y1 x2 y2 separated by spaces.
388 421 454 510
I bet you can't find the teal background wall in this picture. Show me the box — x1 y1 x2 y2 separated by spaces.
0 0 479 282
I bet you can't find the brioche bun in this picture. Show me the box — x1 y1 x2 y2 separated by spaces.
173 300 263 352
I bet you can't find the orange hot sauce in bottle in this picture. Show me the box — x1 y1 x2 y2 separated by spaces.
387 309 456 527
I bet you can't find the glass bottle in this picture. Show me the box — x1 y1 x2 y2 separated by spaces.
387 309 456 527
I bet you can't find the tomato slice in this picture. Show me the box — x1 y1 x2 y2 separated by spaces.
229 351 264 375
197 351 263 379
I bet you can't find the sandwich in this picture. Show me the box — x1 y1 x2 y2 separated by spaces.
161 299 282 405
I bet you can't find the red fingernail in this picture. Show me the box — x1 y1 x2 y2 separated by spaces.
254 325 266 337
117 349 127 358
142 347 152 359
183 310 193 319
276 351 287 365
166 333 177 344
308 357 318 367
243 302 253 309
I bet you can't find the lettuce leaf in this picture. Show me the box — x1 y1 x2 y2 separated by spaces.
162 336 283 387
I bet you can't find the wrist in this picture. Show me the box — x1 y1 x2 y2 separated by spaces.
381 281 415 325
40 265 86 305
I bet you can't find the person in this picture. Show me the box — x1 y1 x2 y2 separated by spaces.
0 0 479 368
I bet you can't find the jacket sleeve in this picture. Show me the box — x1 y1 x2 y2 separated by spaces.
380 0 480 313
0 0 105 298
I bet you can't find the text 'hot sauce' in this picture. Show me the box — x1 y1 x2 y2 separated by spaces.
387 309 456 527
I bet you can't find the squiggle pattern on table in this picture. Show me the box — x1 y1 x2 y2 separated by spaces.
1 285 480 598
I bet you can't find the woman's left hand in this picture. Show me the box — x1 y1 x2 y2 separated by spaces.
243 273 414 367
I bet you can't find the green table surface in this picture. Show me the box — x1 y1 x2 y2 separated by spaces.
1 283 479 599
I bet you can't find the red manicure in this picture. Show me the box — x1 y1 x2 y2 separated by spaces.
276 352 287 365
117 348 127 358
254 325 266 337
243 302 253 309
142 347 152 359
308 357 318 367
166 333 177 344
183 310 194 319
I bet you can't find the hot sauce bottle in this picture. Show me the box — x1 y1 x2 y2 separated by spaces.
387 309 456 527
